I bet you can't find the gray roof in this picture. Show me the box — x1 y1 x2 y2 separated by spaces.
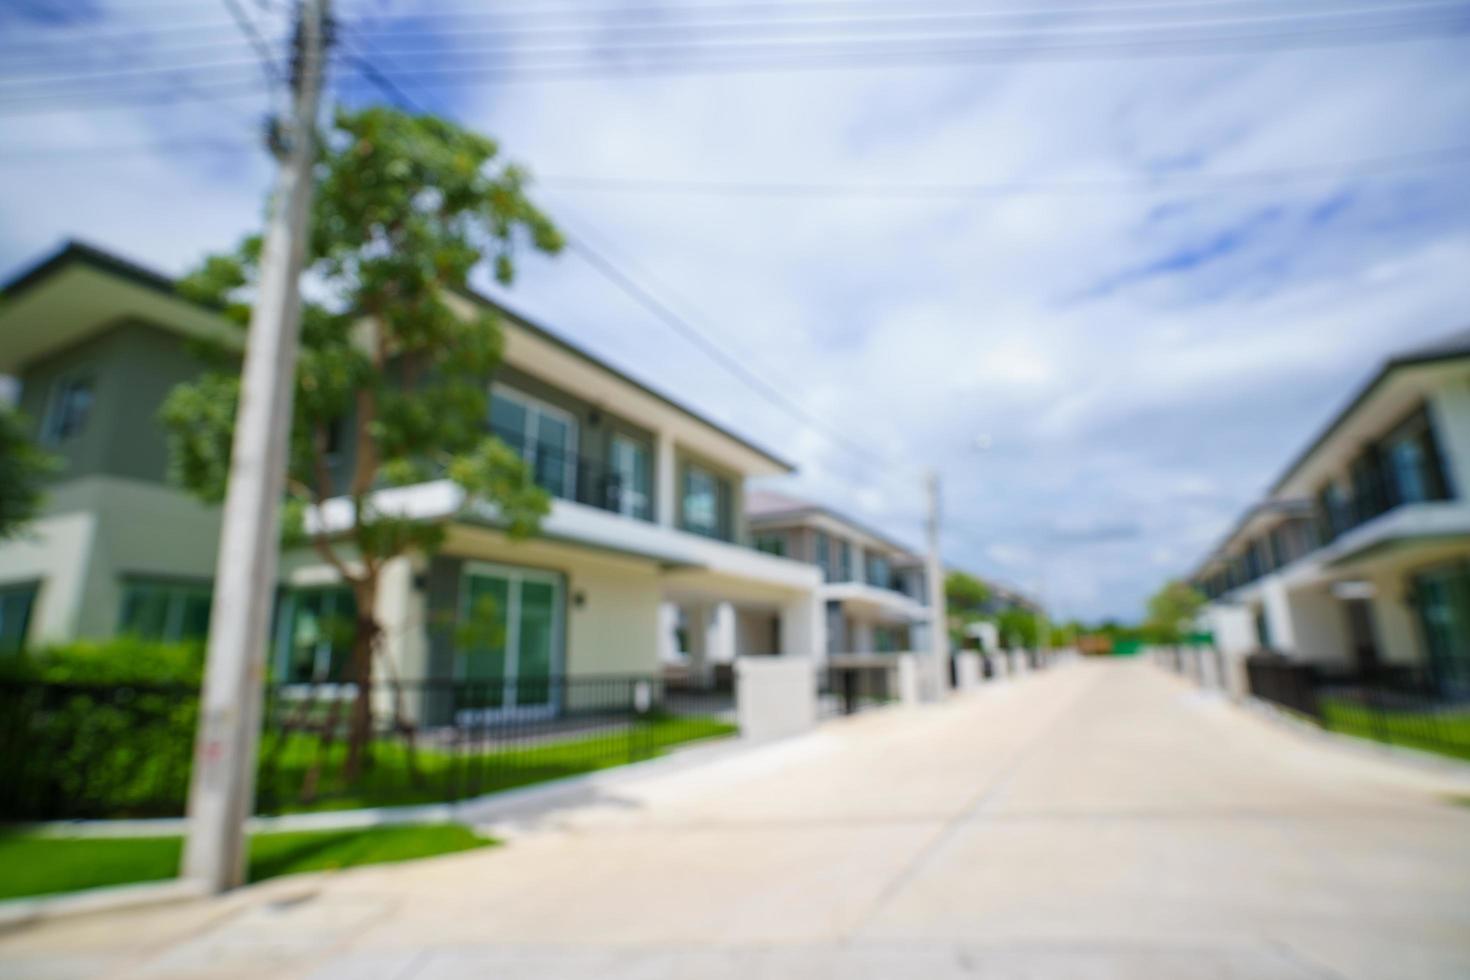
746 490 920 557
1269 322 1470 495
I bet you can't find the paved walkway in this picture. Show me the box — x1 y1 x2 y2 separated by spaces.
5 660 1470 979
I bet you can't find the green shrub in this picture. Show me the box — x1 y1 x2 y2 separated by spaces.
0 638 203 820
0 636 205 684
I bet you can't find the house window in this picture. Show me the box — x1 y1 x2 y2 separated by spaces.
608 433 652 520
490 386 578 501
836 540 852 581
866 553 892 590
681 463 728 539
42 374 94 444
753 532 787 557
274 586 357 684
1317 481 1353 542
1382 408 1450 506
118 578 213 644
0 582 38 655
814 530 831 580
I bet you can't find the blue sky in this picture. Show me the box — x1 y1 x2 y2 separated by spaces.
3 1 1470 621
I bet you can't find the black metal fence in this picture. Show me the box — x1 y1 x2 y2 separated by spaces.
0 673 735 822
1243 653 1470 762
817 660 901 718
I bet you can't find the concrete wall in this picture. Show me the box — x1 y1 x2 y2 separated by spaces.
1285 587 1353 668
954 651 982 690
736 656 816 743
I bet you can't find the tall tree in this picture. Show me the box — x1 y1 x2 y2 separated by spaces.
1143 579 1206 645
944 570 993 649
0 405 58 540
162 107 563 776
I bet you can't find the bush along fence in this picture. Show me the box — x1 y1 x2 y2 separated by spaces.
1233 651 1470 762
0 673 734 822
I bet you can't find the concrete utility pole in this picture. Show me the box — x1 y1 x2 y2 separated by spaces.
924 469 949 700
182 0 329 893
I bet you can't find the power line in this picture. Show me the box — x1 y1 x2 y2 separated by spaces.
323 17 1468 85
535 143 1470 200
0 58 265 92
322 31 906 476
334 30 432 114
219 0 286 82
348 0 1465 46
563 228 894 470
342 0 1465 28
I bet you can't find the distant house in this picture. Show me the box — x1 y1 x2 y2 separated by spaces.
744 491 930 656
0 241 826 704
1191 327 1470 695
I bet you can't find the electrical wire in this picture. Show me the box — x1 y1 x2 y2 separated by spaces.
219 0 286 82
533 143 1470 201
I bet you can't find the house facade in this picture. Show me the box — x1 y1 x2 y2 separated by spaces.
1192 328 1470 696
0 242 824 709
743 491 930 658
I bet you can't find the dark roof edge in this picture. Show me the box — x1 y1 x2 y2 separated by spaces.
460 284 794 473
1 239 794 473
748 502 920 557
1 240 179 303
1268 338 1470 495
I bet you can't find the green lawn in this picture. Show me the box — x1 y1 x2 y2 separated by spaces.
1319 698 1470 762
0 824 494 901
257 714 737 814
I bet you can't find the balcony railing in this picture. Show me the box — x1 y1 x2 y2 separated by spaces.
492 425 652 522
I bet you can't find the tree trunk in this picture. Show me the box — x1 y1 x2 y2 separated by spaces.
342 607 381 783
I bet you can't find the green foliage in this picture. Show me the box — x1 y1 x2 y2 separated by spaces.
0 825 495 900
159 108 562 722
1143 580 1207 644
995 607 1044 649
0 404 59 539
944 570 991 614
0 637 204 684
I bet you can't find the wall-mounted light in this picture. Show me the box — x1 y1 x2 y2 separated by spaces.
574 590 587 608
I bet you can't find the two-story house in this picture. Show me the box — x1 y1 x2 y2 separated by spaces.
0 241 825 713
742 491 930 658
1192 327 1470 697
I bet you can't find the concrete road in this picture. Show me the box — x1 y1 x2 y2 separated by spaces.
5 660 1470 979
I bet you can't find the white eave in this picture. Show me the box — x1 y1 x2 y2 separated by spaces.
819 580 929 622
305 480 821 588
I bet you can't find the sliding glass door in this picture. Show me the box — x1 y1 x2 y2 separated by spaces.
457 562 564 717
1413 563 1470 697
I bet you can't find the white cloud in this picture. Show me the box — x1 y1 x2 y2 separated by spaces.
4 3 1469 620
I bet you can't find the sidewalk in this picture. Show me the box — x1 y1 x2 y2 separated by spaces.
4 661 1470 979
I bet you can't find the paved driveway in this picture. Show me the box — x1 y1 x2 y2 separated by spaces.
5 660 1470 979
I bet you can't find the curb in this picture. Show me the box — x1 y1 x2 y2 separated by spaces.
14 733 755 840
1242 696 1470 779
0 878 208 932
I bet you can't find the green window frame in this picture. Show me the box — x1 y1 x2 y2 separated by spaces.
681 462 730 539
814 530 832 580
118 577 213 644
274 586 358 684
0 582 39 656
753 532 787 556
41 373 95 445
609 432 653 520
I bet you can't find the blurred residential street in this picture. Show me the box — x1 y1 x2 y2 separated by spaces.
5 660 1470 979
